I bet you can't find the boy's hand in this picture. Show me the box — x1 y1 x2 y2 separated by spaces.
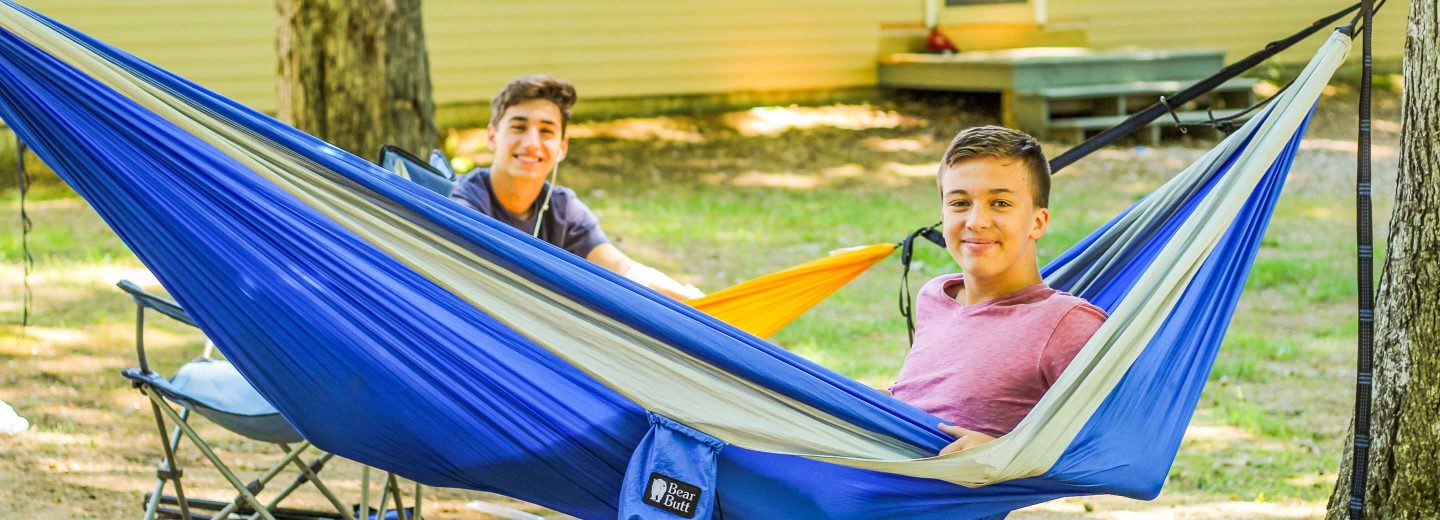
937 423 996 455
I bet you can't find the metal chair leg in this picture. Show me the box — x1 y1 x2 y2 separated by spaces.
359 466 372 520
270 452 352 520
387 475 407 520
374 472 393 520
146 391 277 520
143 390 192 520
209 441 312 520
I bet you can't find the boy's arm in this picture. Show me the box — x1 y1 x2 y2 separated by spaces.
587 243 704 300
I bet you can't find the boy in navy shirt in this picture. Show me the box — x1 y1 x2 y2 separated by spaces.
451 75 702 300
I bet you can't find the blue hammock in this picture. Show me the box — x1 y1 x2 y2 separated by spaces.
0 3 1351 518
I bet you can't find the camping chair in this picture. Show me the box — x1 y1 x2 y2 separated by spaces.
378 145 456 197
118 280 422 520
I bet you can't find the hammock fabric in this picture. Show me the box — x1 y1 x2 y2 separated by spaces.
0 2 1350 518
689 243 895 338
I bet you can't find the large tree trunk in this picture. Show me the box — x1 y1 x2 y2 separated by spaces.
1327 1 1440 518
275 0 437 158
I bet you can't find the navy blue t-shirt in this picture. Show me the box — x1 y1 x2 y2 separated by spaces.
449 169 610 259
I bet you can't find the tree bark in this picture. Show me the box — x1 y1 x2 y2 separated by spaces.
275 0 436 159
1327 1 1440 518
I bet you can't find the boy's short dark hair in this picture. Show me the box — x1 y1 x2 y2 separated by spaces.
489 74 577 134
939 126 1051 208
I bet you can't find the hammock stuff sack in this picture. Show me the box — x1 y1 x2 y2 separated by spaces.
0 3 1350 518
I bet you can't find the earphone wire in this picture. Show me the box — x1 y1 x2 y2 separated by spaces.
532 160 560 237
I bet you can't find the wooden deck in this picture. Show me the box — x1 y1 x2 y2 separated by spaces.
878 47 1256 141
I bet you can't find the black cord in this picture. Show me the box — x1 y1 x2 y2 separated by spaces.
16 137 32 328
1182 76 1297 135
1158 96 1189 134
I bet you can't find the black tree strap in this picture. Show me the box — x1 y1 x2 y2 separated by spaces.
1048 1 1363 173
1348 0 1376 518
16 136 32 328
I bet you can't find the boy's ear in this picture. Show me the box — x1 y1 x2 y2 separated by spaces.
1030 207 1050 240
486 124 497 150
556 134 569 163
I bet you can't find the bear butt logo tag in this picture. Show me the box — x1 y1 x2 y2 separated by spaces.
642 472 702 518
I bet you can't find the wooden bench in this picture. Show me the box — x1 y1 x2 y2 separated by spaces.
1012 78 1258 142
877 47 1258 143
1048 107 1254 144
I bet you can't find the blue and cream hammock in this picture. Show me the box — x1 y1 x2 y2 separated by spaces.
0 2 1351 518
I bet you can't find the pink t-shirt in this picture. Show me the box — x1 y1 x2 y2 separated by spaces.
891 274 1107 438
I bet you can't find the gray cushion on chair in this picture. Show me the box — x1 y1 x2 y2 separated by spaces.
141 359 305 444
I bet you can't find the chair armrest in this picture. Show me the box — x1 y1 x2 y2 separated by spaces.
116 279 197 328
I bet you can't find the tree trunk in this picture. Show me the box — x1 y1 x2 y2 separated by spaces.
1327 2 1440 518
275 0 436 159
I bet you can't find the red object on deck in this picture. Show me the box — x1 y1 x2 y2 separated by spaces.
925 27 958 54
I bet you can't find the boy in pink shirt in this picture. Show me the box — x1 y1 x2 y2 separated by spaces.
889 126 1107 455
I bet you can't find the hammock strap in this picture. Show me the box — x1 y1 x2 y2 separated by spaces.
1348 0 1377 517
898 223 943 346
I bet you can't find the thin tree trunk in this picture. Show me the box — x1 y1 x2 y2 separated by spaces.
275 0 436 158
1327 1 1440 518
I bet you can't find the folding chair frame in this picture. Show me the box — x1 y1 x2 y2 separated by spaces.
120 280 372 520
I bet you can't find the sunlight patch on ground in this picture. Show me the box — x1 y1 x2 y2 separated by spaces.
1019 496 1323 519
10 197 84 210
1370 119 1400 134
787 343 836 368
1183 423 1257 444
570 117 704 143
30 355 125 377
863 135 932 152
7 327 87 350
30 405 127 430
1119 181 1159 196
1102 501 1322 519
103 387 149 412
35 456 146 480
22 264 158 286
1 322 193 360
725 104 919 136
1181 411 1296 453
711 171 821 189
1285 472 1336 489
58 474 156 497
821 164 866 179
1302 138 1396 157
1302 205 1338 221
883 161 938 179
23 430 129 450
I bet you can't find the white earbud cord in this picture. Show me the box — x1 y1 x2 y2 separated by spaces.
532 161 560 238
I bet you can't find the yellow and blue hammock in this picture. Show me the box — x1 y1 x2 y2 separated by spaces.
0 2 1351 518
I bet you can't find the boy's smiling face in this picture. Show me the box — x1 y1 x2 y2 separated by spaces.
939 156 1049 284
488 98 568 183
